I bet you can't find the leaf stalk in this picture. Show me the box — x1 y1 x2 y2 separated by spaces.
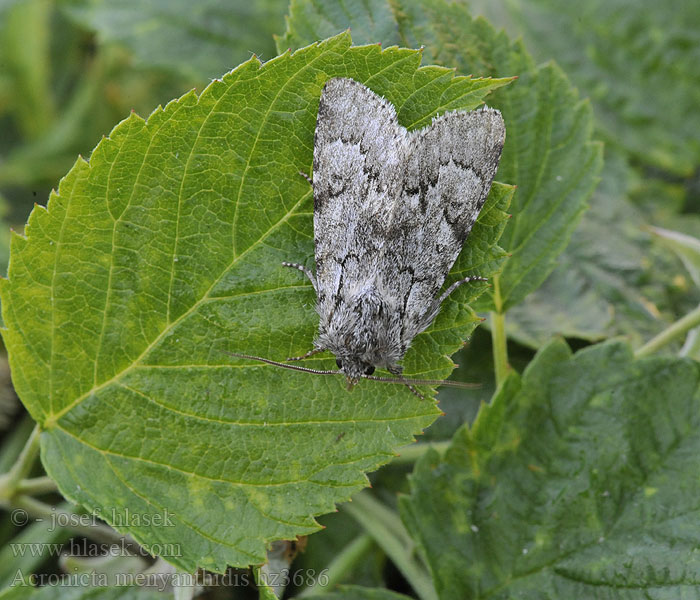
342 492 437 600
298 533 373 597
490 275 509 386
636 303 700 358
0 424 41 504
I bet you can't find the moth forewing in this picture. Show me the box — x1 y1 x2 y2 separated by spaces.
237 77 505 395
302 78 505 385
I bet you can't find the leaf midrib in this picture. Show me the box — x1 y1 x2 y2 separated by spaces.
119 380 437 427
47 40 345 429
54 422 369 489
43 188 311 429
483 360 698 597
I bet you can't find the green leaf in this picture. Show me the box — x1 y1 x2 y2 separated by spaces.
401 339 700 599
505 150 664 348
0 33 511 571
280 0 602 312
278 0 401 50
61 0 290 78
468 0 700 175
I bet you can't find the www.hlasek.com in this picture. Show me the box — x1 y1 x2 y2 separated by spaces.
9 537 181 560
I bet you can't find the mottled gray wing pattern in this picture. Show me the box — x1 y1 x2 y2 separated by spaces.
311 78 504 374
312 78 408 313
389 108 506 342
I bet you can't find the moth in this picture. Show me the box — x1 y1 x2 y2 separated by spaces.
234 78 505 396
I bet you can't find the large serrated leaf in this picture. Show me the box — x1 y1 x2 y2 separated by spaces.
401 339 700 599
469 0 700 175
279 0 602 312
506 150 664 348
0 33 512 571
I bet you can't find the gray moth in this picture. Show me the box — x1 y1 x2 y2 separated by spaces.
280 77 506 390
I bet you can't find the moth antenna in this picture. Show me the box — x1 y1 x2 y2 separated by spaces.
384 370 427 399
364 374 481 389
224 352 338 375
226 352 480 392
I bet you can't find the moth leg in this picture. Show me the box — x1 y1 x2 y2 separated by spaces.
403 383 427 400
388 365 403 376
299 170 313 186
417 276 489 334
282 261 318 293
435 276 488 307
388 366 427 400
287 347 325 362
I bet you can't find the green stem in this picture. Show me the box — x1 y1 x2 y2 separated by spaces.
0 424 41 502
343 492 436 600
0 416 36 473
490 276 509 387
16 475 57 496
392 441 450 465
172 577 196 600
12 495 134 547
298 533 373 597
352 491 413 548
490 312 508 387
636 304 700 358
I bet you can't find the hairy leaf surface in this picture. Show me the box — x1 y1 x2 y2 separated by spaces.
402 340 700 598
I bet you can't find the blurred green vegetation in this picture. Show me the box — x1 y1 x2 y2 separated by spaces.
464 0 700 348
0 0 289 231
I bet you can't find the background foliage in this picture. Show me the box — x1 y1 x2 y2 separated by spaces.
0 0 699 599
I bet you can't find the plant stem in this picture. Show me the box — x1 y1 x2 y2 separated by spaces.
490 276 509 387
343 492 437 600
491 309 508 385
0 424 40 502
173 576 196 600
16 475 58 496
299 533 373 597
392 441 450 465
0 416 36 473
353 491 413 548
636 303 700 358
12 495 134 547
